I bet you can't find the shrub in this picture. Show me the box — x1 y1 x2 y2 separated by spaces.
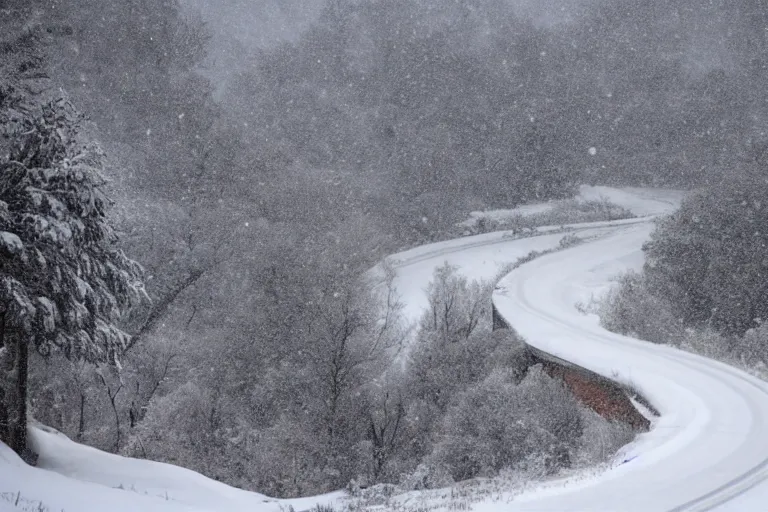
430 366 582 481
461 196 635 236
419 263 492 343
407 328 528 412
739 323 768 367
399 462 454 491
599 271 685 345
562 197 634 222
678 327 732 364
125 382 226 478
643 174 768 336
575 409 635 466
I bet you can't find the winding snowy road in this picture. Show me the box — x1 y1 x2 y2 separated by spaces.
492 222 768 511
389 188 768 511
5 187 768 512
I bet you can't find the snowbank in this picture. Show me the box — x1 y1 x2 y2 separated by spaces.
0 426 342 512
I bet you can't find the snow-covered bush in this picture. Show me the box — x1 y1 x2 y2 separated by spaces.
125 382 223 475
461 197 634 236
575 409 635 466
598 241 768 383
739 323 768 368
407 264 530 415
247 414 347 497
644 175 768 336
408 329 530 411
399 461 454 491
430 366 582 481
563 197 634 222
678 328 732 366
599 271 685 345
419 263 493 343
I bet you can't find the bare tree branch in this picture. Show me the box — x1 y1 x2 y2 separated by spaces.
125 266 211 352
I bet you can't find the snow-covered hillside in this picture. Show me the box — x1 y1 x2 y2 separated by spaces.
0 425 342 512
9 186 768 512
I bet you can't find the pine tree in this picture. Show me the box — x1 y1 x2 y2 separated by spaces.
0 27 145 461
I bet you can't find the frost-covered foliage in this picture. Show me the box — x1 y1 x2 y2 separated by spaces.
461 198 635 237
126 382 220 468
419 263 492 344
644 173 768 336
430 366 582 482
0 25 144 457
600 171 768 368
599 271 685 345
599 268 768 378
1 98 145 360
738 324 768 368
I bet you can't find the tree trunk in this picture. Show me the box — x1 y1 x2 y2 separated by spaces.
9 335 28 457
0 383 8 448
0 330 33 463
77 392 86 442
0 311 7 446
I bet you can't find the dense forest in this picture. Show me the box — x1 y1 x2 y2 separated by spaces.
2 0 768 498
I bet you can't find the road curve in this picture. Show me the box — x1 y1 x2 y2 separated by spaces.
492 221 768 511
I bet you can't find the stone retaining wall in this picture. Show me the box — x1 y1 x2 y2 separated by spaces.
493 304 652 432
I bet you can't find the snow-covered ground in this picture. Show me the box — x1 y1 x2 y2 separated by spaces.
0 425 343 512
7 185 768 511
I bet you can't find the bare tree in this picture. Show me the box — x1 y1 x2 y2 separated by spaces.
96 367 124 452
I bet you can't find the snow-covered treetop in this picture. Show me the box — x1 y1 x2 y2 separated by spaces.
1 37 146 364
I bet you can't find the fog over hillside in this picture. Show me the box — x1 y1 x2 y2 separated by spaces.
182 0 597 85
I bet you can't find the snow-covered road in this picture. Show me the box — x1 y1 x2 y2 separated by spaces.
388 187 768 511
492 222 768 511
